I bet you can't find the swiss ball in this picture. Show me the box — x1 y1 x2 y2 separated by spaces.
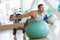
47 8 52 13
25 20 50 39
58 4 60 12
47 14 58 24
24 9 29 14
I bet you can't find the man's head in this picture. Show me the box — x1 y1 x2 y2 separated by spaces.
38 4 44 12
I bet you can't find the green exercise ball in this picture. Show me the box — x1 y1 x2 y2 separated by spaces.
58 4 60 12
48 15 58 24
47 8 52 13
25 20 50 39
24 9 29 14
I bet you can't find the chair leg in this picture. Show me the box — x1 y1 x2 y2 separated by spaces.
23 33 26 40
13 28 17 40
14 35 17 40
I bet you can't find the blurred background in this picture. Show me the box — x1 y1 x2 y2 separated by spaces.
0 0 60 40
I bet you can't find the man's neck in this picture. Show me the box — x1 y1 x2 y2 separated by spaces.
38 10 43 14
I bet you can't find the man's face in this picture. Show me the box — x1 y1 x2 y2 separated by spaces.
38 6 44 12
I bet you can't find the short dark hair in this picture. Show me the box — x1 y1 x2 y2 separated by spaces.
38 4 43 8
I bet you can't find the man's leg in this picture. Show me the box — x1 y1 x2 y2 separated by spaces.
0 23 25 31
13 23 25 40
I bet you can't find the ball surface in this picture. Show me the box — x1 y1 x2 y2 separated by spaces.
25 20 50 39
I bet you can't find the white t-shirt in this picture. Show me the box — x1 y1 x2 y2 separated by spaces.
28 10 49 23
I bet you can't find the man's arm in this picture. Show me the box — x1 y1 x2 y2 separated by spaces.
16 11 34 19
10 11 35 21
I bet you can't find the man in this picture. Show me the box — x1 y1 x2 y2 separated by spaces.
10 4 48 31
10 4 48 40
